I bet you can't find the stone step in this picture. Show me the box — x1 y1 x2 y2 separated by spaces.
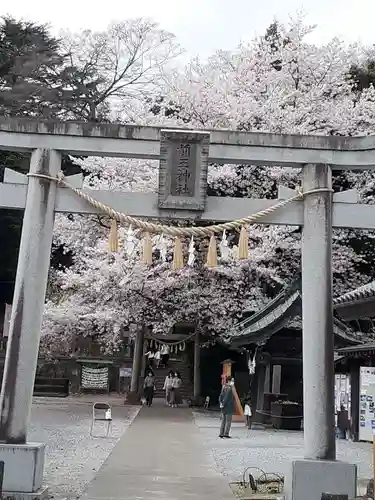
153 390 191 397
33 391 69 398
142 358 193 399
242 495 284 500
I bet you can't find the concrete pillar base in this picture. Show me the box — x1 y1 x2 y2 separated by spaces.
0 442 45 493
2 486 49 500
285 459 357 500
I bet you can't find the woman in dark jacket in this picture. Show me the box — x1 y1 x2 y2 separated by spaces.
337 404 349 439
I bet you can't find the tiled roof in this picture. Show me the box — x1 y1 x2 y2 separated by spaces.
231 290 300 338
336 342 375 354
227 278 301 341
334 281 375 307
228 277 362 345
288 315 360 343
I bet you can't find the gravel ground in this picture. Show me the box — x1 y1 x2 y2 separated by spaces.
193 411 373 483
29 398 139 499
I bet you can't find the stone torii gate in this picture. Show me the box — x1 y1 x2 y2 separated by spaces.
0 117 375 499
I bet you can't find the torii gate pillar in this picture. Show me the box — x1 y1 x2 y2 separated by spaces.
0 149 60 496
302 163 335 460
286 164 357 500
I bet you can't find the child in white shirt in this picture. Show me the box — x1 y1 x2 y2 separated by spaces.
244 397 252 429
154 349 161 368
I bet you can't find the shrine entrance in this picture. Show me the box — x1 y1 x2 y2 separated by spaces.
0 118 374 499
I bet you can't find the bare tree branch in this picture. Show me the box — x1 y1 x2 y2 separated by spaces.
59 18 182 121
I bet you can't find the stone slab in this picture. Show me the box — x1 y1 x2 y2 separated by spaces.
0 442 45 492
285 459 357 500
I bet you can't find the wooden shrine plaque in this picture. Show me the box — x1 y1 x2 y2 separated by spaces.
158 129 210 212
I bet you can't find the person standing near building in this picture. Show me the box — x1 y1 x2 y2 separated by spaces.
145 346 156 370
160 343 170 368
337 404 349 439
219 376 235 438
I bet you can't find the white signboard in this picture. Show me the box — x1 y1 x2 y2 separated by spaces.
81 366 109 390
119 367 132 378
334 374 351 427
359 366 375 441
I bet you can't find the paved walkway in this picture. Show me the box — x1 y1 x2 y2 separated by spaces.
81 400 233 500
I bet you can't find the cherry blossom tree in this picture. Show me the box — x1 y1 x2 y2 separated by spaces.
42 232 274 355
160 13 375 296
44 13 375 354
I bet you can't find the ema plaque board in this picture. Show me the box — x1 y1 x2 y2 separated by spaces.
158 129 210 212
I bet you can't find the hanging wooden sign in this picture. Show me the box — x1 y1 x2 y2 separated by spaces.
158 129 210 213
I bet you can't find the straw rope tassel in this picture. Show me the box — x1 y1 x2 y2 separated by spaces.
108 219 119 253
172 237 184 270
206 234 218 268
142 231 153 265
238 226 249 260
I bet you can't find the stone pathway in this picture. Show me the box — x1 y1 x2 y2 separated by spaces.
81 400 233 500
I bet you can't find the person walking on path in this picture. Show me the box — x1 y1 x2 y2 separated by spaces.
170 371 182 408
145 347 156 370
154 348 161 368
219 376 235 438
143 371 155 407
160 343 170 368
163 370 174 406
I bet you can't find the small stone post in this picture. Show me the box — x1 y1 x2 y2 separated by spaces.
302 163 335 460
0 149 61 443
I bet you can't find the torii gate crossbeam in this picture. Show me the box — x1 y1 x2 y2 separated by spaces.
0 118 366 499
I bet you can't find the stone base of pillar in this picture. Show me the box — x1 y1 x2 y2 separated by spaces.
285 459 357 500
0 442 46 493
2 486 49 500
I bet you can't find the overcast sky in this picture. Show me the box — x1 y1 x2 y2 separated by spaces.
1 0 374 58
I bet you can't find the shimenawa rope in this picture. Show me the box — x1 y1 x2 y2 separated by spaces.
27 172 333 237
